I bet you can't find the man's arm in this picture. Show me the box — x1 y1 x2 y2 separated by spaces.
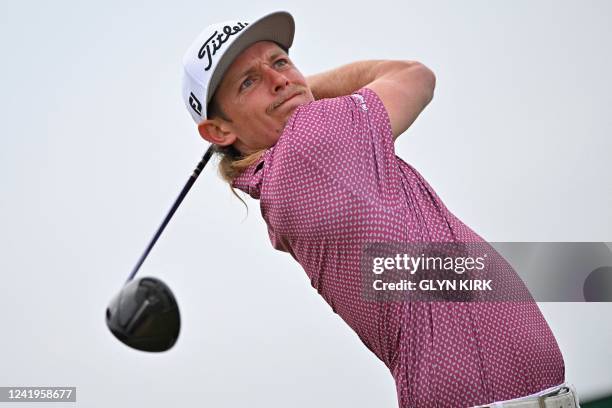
306 60 436 140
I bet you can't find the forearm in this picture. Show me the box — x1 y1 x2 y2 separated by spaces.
306 60 423 100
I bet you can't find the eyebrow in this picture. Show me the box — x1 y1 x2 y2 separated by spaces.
235 50 288 84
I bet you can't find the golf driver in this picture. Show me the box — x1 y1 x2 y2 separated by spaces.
106 145 215 352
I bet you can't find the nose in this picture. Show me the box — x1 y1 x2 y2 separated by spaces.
262 64 289 93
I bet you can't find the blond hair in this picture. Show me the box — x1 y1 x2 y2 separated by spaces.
213 144 266 208
207 93 267 208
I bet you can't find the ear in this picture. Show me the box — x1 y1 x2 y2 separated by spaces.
197 119 237 146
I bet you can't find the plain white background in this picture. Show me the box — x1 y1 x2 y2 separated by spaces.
1 0 610 406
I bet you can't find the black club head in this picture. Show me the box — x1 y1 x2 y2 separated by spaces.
106 277 180 352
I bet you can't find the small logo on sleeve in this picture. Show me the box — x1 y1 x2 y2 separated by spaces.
352 93 368 111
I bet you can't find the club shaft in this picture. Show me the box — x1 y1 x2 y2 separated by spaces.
126 145 215 282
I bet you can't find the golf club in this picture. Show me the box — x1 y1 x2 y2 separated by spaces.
106 145 215 352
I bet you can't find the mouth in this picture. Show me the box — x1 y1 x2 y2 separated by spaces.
273 91 302 110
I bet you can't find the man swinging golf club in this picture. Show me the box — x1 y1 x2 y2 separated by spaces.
180 10 581 408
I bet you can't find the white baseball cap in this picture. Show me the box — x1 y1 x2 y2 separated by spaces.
181 11 295 124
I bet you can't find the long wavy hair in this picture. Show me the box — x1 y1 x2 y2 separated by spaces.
207 95 266 209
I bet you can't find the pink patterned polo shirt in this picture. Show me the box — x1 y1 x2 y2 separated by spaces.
231 87 565 407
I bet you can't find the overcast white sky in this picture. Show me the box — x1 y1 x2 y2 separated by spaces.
1 0 611 406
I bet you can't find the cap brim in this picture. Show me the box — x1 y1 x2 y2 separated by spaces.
207 11 295 104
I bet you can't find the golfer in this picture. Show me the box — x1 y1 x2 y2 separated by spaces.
181 11 580 408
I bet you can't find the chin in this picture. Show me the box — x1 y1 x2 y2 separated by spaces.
284 96 309 116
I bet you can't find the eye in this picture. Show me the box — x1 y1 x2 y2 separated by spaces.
240 77 254 91
274 58 289 68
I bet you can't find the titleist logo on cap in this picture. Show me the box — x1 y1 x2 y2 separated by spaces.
198 22 249 71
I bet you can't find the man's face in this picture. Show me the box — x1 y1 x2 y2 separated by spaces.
198 41 314 155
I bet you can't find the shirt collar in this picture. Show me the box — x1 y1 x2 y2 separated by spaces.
230 148 273 199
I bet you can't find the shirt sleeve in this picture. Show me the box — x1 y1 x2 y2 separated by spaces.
275 87 402 205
